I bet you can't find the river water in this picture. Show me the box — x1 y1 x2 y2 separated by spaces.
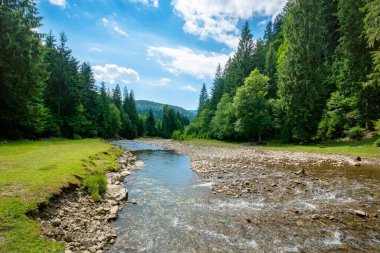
109 140 259 252
109 140 380 253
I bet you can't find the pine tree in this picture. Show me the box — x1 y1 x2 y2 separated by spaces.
198 83 209 112
145 109 156 136
278 0 330 141
209 64 224 111
98 82 110 138
112 84 122 109
0 0 48 138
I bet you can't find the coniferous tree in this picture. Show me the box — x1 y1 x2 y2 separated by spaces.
112 84 122 110
0 0 48 138
198 83 209 112
278 0 330 141
145 109 156 136
209 64 224 111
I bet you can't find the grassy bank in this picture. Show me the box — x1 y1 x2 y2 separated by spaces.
176 136 380 159
0 139 123 253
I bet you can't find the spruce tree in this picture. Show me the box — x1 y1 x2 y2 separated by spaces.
0 0 48 138
198 83 209 112
112 84 122 110
278 0 330 141
145 109 156 136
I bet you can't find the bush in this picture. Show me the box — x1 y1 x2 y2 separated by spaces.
172 130 184 141
375 139 380 147
374 119 380 135
344 126 364 140
81 174 107 201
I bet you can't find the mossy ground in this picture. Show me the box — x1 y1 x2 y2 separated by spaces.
0 139 122 253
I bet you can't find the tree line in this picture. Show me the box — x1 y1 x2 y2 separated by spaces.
179 0 380 143
0 1 188 140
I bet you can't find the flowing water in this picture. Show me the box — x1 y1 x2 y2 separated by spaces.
109 140 260 252
109 140 380 253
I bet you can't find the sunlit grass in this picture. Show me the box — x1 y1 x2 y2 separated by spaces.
0 139 122 252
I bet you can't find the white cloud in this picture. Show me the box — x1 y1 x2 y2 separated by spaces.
180 85 197 92
89 47 102 53
48 0 66 8
101 18 128 37
172 0 287 48
93 64 140 84
147 46 229 79
159 78 171 85
129 0 159 8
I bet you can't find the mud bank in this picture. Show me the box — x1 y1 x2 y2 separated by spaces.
36 151 143 253
140 139 380 252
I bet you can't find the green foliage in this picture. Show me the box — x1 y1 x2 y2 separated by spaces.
0 0 48 138
278 0 331 142
145 109 156 136
234 69 272 142
108 103 121 138
344 126 365 140
375 139 380 147
210 94 236 140
82 174 107 201
373 119 380 135
198 83 209 112
172 130 184 141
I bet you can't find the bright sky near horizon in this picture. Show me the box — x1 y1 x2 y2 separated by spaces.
38 0 287 110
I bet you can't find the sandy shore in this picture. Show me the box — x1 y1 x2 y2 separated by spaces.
140 139 380 252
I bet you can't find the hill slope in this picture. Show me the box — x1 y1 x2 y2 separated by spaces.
136 100 195 119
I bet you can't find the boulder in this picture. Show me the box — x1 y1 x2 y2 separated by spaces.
105 184 128 202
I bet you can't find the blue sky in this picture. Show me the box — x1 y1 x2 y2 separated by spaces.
38 0 287 110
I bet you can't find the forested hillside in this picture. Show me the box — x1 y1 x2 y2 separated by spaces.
180 0 380 143
136 100 195 120
0 1 188 140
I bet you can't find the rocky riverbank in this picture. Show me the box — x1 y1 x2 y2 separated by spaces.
140 139 380 252
36 151 143 253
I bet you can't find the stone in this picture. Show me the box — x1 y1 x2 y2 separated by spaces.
110 206 119 216
311 214 320 220
51 218 61 227
105 184 128 202
295 168 306 177
89 246 97 253
64 250 73 253
356 156 361 161
354 210 367 217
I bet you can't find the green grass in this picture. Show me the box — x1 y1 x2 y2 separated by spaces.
177 136 380 158
0 139 123 253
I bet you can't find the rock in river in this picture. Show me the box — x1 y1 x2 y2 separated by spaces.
105 184 128 202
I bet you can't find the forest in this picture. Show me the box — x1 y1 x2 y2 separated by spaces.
0 0 188 140
180 0 380 144
1 0 380 144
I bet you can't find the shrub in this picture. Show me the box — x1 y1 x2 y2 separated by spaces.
374 119 380 135
81 174 107 201
344 126 364 140
375 139 380 147
172 130 184 141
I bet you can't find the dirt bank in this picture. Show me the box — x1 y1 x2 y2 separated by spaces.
36 151 143 253
140 139 380 252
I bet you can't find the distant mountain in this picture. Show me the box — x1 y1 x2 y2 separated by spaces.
136 100 195 120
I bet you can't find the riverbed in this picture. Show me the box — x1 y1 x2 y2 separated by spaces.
111 140 380 252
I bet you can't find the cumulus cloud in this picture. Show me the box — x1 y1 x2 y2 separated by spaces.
101 18 128 37
180 85 197 92
48 0 66 8
172 0 287 48
93 64 140 84
147 46 229 79
129 0 159 8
